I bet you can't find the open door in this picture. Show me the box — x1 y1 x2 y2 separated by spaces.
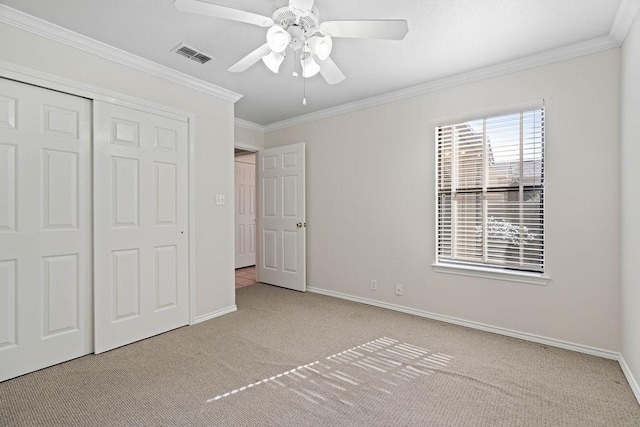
235 156 256 269
257 143 306 291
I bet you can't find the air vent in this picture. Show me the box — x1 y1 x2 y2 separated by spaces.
172 43 214 64
191 53 212 64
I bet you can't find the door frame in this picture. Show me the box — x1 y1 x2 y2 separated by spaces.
0 60 198 325
236 142 307 289
233 142 260 275
235 142 262 153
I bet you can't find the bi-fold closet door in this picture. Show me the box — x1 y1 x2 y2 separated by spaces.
0 78 190 382
93 101 189 354
0 78 93 382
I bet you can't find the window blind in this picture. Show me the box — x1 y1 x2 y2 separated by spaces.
436 108 545 273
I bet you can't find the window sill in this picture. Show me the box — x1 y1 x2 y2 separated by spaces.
432 262 550 286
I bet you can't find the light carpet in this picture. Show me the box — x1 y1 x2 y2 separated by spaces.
1 283 639 426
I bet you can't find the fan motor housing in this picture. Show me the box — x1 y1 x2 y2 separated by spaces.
287 25 305 50
272 5 319 35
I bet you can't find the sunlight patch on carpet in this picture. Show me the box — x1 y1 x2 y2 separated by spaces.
206 337 452 407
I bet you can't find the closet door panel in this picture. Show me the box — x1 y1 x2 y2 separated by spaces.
93 101 189 354
0 77 92 382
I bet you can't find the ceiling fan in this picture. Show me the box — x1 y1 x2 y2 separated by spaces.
174 0 409 85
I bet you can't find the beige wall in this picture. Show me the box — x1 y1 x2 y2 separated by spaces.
235 125 265 149
266 49 621 351
621 12 640 394
0 22 236 318
235 153 256 164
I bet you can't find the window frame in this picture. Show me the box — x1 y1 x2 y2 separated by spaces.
432 104 550 285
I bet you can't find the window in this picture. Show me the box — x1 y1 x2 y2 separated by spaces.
436 108 544 274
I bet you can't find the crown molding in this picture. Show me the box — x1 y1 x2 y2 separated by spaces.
610 0 640 45
264 35 619 132
234 118 265 132
0 4 243 103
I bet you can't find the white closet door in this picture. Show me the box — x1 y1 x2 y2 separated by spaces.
93 101 189 354
0 78 92 382
235 160 256 269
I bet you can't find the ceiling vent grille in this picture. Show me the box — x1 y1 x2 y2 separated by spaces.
173 43 214 64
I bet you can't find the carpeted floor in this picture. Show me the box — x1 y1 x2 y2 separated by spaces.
1 283 639 426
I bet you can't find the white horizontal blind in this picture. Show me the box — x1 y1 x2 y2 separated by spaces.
437 108 544 273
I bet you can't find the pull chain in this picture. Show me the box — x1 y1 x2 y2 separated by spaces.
302 50 307 106
303 74 307 106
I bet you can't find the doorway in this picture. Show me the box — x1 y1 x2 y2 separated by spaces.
235 148 257 288
233 143 307 292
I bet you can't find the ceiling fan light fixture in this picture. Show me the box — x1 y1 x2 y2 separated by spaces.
266 25 291 53
301 55 321 78
308 35 333 60
262 51 285 73
176 0 409 86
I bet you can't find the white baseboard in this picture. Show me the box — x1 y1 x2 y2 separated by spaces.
192 305 237 325
618 354 640 405
307 287 640 405
307 287 619 360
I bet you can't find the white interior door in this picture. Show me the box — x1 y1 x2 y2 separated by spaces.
257 143 306 291
235 158 256 269
0 78 92 382
93 101 189 354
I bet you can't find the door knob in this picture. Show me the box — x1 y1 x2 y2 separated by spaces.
297 222 303 228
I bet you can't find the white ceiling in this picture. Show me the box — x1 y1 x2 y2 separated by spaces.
0 0 624 125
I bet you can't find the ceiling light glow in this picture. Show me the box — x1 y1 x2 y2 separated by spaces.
262 51 285 73
266 25 291 53
301 55 321 78
308 36 333 60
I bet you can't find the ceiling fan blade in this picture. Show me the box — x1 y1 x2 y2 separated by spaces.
319 20 408 40
228 43 273 73
174 0 274 27
317 56 345 85
289 0 315 15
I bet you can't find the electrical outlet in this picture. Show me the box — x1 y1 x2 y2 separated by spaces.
395 283 403 296
370 279 378 291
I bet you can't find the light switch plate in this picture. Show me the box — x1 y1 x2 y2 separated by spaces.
215 194 225 205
